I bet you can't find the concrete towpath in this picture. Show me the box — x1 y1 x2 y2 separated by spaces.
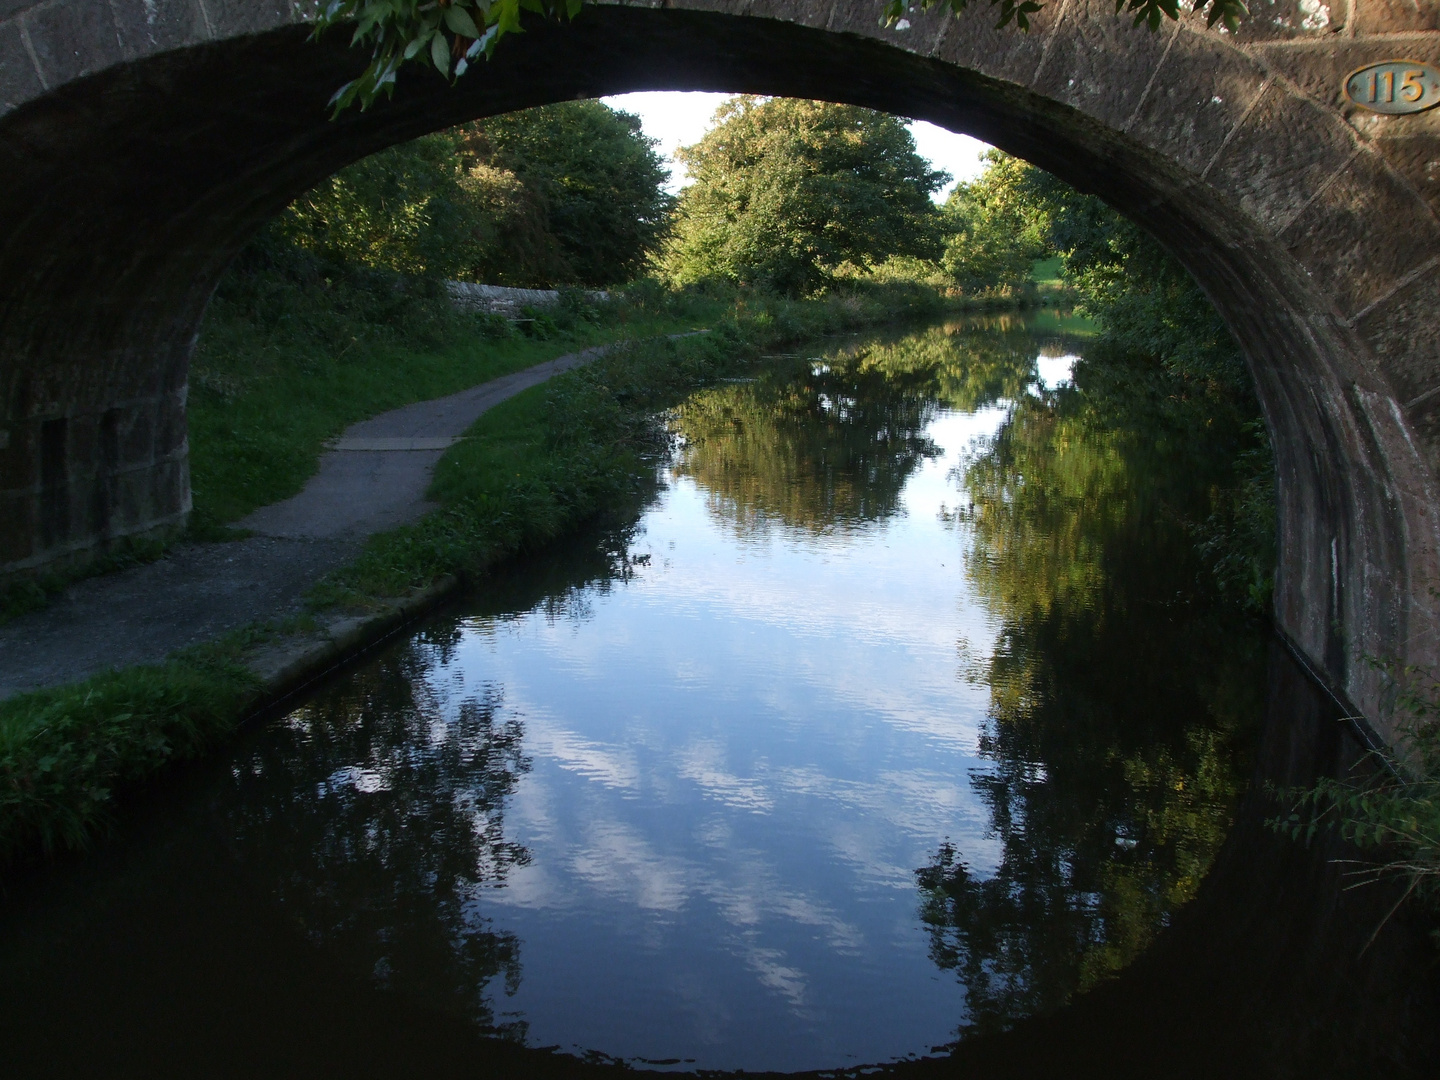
241 345 604 539
0 344 609 700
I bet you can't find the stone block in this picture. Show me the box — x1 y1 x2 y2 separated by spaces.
202 0 293 39
1372 130 1440 221
0 19 43 116
134 455 188 522
1355 262 1440 406
1354 0 1440 33
0 0 41 22
113 467 153 530
1231 0 1349 40
0 491 37 565
1207 84 1360 231
116 404 153 468
0 417 36 491
1250 39 1440 119
154 393 187 458
1031 0 1178 133
744 0 836 33
821 0 952 56
1280 148 1440 317
64 411 101 481
21 0 122 86
1125 26 1271 176
928 0 1065 88
110 0 207 58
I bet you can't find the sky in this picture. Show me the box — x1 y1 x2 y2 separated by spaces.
601 91 993 202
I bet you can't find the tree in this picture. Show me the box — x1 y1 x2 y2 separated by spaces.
948 151 1276 612
938 150 1048 295
664 97 947 296
464 101 674 286
276 101 670 287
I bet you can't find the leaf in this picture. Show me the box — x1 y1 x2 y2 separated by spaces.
444 3 481 37
431 28 451 75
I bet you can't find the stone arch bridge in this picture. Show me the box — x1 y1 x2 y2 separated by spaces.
1 0 1438 738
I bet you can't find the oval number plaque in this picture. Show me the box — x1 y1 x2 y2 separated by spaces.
1344 60 1440 115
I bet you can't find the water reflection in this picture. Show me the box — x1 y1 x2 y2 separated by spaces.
915 334 1266 1036
223 650 533 1036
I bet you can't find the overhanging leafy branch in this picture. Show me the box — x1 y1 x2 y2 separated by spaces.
315 0 584 114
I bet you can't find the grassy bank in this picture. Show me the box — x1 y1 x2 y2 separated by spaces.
0 281 954 868
187 251 726 534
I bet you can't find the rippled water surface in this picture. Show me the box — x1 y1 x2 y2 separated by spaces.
0 315 1272 1074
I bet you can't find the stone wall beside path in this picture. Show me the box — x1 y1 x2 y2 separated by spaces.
447 281 611 317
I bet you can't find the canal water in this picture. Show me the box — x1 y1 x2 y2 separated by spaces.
1 316 1282 1074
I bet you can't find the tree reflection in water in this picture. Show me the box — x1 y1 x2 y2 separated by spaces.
919 330 1266 1037
222 642 533 1038
669 317 1061 535
674 316 1265 1039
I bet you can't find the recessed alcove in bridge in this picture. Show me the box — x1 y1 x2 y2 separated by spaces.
2 0 1440 741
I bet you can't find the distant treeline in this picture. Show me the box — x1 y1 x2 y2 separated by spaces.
270 100 674 288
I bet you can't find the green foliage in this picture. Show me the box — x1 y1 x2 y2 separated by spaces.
961 153 1275 613
278 101 671 287
0 646 259 864
939 150 1048 297
315 0 584 113
665 97 947 296
191 241 623 532
324 284 950 600
1271 665 1440 930
474 103 674 286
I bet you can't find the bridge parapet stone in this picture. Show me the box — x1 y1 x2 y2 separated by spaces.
1280 147 1440 318
1030 2 1180 131
1205 84 1362 230
203 0 299 39
20 0 126 86
923 4 1059 84
1123 29 1271 173
0 21 43 112
1355 0 1440 35
1356 264 1440 408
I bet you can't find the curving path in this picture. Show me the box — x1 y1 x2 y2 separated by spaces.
0 344 607 700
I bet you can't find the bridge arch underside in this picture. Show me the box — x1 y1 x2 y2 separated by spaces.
2 2 1440 737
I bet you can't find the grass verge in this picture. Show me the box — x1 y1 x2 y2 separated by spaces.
0 639 260 865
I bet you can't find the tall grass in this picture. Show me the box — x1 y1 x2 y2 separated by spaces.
1272 664 1440 944
0 646 258 865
